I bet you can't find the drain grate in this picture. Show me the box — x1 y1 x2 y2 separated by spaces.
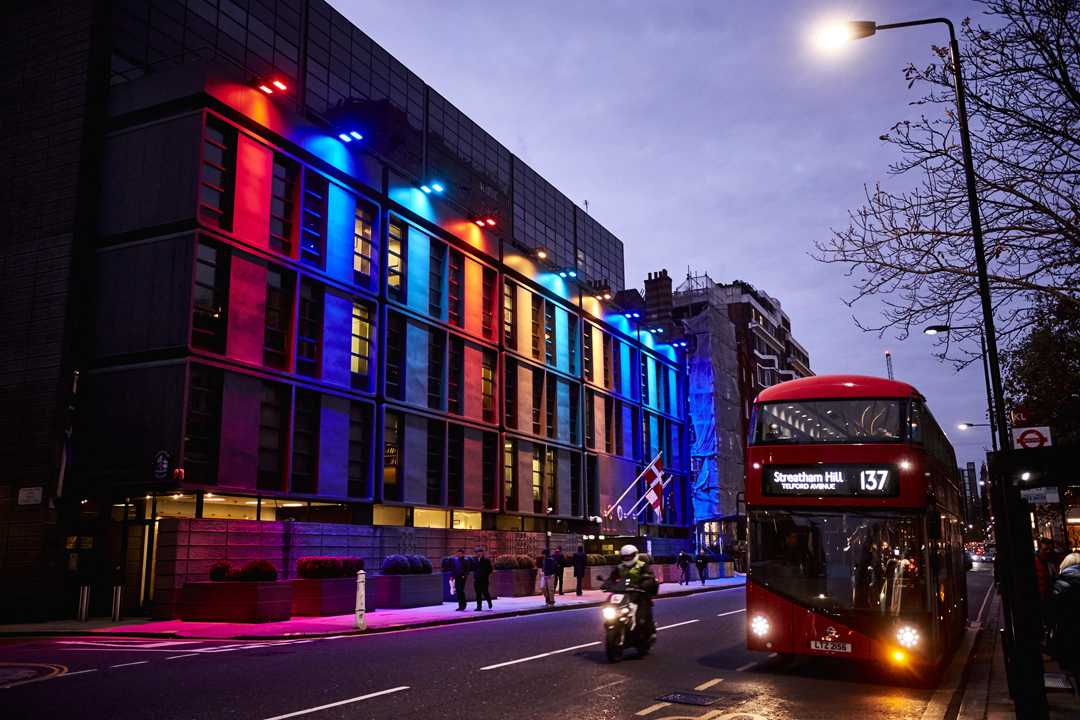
655 691 721 707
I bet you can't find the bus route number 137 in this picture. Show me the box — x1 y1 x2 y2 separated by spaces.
859 469 889 493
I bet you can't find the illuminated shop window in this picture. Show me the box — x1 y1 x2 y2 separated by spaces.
353 203 375 283
350 301 373 387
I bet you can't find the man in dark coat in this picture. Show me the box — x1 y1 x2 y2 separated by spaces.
449 547 470 611
695 550 709 585
1049 553 1080 677
572 545 588 596
473 546 494 611
541 549 558 606
677 551 691 585
552 547 566 595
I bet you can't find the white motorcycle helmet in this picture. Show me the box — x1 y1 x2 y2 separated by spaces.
620 544 639 568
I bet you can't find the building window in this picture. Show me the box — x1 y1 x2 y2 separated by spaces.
604 396 614 453
448 336 464 415
585 390 596 448
386 312 406 400
482 432 497 509
503 439 517 510
429 238 445 319
348 402 372 498
602 334 613 389
532 368 543 435
569 384 579 445
448 249 464 327
586 454 599 518
567 315 578 375
383 411 402 501
351 301 373 388
546 375 557 439
184 364 222 486
296 280 322 377
505 358 517 428
530 293 542 360
387 221 406 302
257 382 288 490
269 154 297 255
615 399 624 455
481 268 496 339
503 280 516 350
544 301 556 365
643 411 653 460
611 339 621 393
641 355 650 406
482 350 496 423
291 389 319 494
353 202 375 283
427 420 444 505
192 241 228 353
263 267 290 369
448 424 464 507
570 453 582 517
531 446 544 514
199 117 235 230
545 447 557 514
301 172 328 266
583 325 594 382
428 329 445 410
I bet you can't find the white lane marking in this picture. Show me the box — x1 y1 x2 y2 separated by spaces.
694 678 723 691
635 701 672 716
165 654 199 660
717 609 746 618
656 619 700 631
973 581 995 627
736 661 757 672
588 678 627 694
480 641 601 671
261 686 410 720
108 661 148 669
57 669 99 678
58 639 196 649
920 628 978 720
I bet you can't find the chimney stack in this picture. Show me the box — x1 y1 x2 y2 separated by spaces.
644 268 673 326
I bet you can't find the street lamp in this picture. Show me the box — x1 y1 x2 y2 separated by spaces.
827 18 1010 454
957 422 991 431
924 324 999 450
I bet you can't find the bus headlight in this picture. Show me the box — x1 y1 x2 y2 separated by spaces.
602 606 617 621
750 615 770 637
896 625 920 648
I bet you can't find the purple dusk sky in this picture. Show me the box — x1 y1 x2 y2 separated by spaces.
341 0 997 468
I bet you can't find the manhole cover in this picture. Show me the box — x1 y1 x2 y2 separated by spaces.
656 691 721 706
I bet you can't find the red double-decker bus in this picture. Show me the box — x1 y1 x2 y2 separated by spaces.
745 374 966 670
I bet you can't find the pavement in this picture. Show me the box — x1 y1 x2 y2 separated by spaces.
0 571 998 720
0 576 744 639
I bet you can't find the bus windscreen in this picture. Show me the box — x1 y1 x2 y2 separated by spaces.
751 399 904 444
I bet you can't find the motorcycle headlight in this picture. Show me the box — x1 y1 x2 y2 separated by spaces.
750 615 770 637
896 625 920 648
602 606 618 621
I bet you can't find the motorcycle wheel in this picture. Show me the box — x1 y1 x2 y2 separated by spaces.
605 627 624 662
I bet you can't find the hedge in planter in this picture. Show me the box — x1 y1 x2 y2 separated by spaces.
291 556 372 616
368 554 442 609
491 555 537 597
180 560 292 623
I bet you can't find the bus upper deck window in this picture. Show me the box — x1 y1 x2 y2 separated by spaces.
908 401 924 443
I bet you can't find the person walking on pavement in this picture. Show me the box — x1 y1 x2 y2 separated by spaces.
541 548 558 607
553 546 566 595
695 549 709 585
450 547 470 611
572 545 587 596
473 546 494 611
677 551 691 585
1049 553 1080 678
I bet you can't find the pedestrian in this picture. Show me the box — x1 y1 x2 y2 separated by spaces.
541 548 558 607
449 547 470 611
1034 537 1059 623
696 549 709 585
553 546 566 595
677 551 691 585
572 545 587 596
1049 553 1080 678
473 546 494 611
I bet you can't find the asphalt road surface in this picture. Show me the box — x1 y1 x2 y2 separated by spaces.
1 568 995 720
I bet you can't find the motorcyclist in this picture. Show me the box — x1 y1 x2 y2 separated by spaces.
605 544 658 638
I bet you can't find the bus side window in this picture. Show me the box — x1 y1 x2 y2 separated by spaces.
908 401 924 443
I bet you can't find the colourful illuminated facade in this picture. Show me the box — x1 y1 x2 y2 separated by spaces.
0 1 691 619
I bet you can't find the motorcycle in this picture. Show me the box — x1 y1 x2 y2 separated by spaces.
599 575 655 662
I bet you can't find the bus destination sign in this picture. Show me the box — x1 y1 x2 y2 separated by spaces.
763 465 899 497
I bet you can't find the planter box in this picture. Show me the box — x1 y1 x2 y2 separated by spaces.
491 568 537 597
440 572 500 602
179 581 293 623
367 573 443 609
583 565 619 591
292 576 377 616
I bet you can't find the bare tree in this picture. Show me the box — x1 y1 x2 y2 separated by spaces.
814 0 1079 363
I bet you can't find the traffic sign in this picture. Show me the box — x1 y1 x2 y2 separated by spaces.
1011 426 1052 450
1020 487 1060 504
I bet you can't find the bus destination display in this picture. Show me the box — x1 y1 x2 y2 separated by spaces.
763 465 898 497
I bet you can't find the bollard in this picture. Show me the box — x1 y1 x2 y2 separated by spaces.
77 585 90 622
111 585 123 622
355 569 366 630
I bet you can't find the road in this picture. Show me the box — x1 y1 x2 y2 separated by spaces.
1 568 995 720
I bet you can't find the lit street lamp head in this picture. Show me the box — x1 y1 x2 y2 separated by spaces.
924 324 951 335
814 20 877 51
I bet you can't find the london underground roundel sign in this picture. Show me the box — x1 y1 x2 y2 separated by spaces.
1012 426 1052 449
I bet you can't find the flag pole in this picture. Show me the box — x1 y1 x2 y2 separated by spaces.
631 474 672 518
603 451 662 517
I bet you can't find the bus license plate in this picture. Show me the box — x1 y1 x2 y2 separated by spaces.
810 640 852 653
